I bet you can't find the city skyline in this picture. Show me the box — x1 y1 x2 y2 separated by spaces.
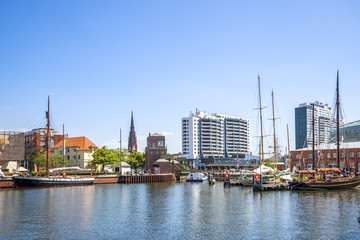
1 1 360 154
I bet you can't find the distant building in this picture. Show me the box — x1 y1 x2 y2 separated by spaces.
24 128 63 158
52 136 98 169
181 110 250 161
145 133 167 172
128 112 137 153
295 101 335 149
290 142 360 172
329 120 360 143
0 131 24 171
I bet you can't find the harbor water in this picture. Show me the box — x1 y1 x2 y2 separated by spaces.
1 182 360 239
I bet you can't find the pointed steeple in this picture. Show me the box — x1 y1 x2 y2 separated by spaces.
128 111 137 153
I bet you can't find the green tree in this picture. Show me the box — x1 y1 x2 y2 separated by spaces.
125 151 145 170
92 146 119 171
28 148 46 168
49 154 69 168
264 159 272 168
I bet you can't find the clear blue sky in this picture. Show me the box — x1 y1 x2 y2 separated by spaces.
1 1 360 154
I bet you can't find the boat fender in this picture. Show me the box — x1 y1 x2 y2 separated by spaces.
190 176 193 180
255 174 260 180
197 176 199 180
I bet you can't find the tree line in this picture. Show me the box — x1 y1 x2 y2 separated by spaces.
26 146 145 172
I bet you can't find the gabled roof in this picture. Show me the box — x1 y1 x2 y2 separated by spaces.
52 137 98 151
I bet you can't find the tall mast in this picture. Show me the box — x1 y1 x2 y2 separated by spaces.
312 103 315 170
46 96 50 175
258 74 265 166
271 90 278 173
287 124 291 171
119 128 122 175
63 124 65 168
336 70 340 169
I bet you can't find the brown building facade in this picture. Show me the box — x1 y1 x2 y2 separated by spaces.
290 142 360 172
145 133 167 172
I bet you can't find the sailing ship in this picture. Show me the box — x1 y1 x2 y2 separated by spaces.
291 71 360 190
13 96 95 188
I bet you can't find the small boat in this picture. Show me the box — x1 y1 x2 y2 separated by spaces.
186 173 208 182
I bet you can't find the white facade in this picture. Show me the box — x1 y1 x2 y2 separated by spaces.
181 111 250 159
299 101 335 147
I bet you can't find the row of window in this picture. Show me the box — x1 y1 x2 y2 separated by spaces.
296 152 360 159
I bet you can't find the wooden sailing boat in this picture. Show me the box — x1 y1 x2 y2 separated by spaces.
291 71 360 190
13 96 95 188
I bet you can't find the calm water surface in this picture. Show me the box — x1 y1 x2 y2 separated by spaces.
0 182 359 239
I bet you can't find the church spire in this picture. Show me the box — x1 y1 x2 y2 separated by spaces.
128 111 137 153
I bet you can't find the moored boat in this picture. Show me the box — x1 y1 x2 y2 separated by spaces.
186 173 208 182
13 176 94 188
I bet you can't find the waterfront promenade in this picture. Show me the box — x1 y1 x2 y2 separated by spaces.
1 182 359 239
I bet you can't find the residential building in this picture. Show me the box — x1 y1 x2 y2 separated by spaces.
181 111 250 161
295 101 335 149
52 136 98 169
290 142 360 172
24 128 63 158
128 112 137 153
145 133 167 172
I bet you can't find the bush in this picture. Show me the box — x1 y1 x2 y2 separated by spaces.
39 170 46 176
31 171 38 176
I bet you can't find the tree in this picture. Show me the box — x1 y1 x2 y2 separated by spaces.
28 148 69 169
125 151 145 171
92 146 119 171
264 159 272 168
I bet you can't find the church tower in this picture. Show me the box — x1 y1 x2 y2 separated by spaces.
128 112 137 153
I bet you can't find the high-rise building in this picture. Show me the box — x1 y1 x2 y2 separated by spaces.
145 133 167 171
128 112 137 153
295 101 335 149
181 111 250 160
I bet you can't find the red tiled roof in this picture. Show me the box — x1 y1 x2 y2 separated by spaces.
52 137 98 151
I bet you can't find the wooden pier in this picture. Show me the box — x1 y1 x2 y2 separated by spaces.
118 174 175 183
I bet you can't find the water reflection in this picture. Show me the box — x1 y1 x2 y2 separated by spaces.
0 185 359 239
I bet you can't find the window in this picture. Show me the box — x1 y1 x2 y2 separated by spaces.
333 153 337 158
327 153 330 158
40 142 45 146
350 152 354 157
308 154 312 159
357 152 360 157
40 136 46 140
296 154 301 159
67 156 70 160
78 155 80 159
340 153 344 158
158 140 164 147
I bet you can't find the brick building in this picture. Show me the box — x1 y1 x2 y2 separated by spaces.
145 133 167 172
290 142 360 172
24 128 64 159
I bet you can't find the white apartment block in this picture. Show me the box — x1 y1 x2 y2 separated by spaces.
181 111 250 160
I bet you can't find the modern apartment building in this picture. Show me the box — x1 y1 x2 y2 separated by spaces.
181 111 250 160
295 101 335 149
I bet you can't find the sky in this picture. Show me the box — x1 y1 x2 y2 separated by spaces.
1 1 360 154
